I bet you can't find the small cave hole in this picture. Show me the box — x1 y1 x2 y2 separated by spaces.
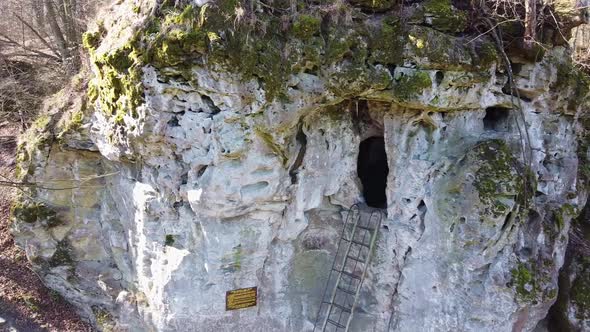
435 71 444 85
483 107 511 131
417 200 426 212
510 61 523 75
167 116 180 127
201 95 221 115
357 137 389 209
387 64 397 77
501 212 513 231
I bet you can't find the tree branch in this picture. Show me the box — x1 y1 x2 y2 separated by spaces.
13 13 61 58
0 33 61 62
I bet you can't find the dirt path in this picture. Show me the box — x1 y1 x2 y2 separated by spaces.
0 123 93 332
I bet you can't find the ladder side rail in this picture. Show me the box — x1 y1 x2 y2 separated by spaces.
344 209 384 331
336 220 373 329
331 208 372 328
313 204 360 331
320 207 363 332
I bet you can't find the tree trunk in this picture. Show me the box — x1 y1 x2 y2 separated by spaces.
31 0 45 30
524 0 536 49
43 0 69 63
62 0 78 47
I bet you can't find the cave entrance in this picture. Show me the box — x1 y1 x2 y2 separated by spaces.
357 137 389 209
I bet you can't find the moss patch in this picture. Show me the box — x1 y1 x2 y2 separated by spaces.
571 258 590 320
555 204 577 230
512 263 537 302
49 239 75 267
472 140 525 217
349 0 395 11
393 71 432 101
254 126 288 166
11 201 62 228
92 306 115 332
422 0 468 33
292 15 321 40
89 43 143 125
369 18 405 65
165 234 175 246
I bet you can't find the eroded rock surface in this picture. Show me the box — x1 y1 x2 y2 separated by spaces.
11 0 590 331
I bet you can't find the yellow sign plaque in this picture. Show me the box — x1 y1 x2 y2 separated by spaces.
226 287 258 311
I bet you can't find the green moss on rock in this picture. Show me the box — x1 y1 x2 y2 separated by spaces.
349 0 395 11
369 18 404 65
292 15 321 40
89 43 144 122
472 140 525 217
571 259 590 320
511 263 540 303
165 234 175 246
254 126 288 166
553 59 590 111
150 29 208 68
422 0 468 33
82 31 101 51
49 239 75 267
393 71 432 101
11 201 62 227
92 305 115 331
475 42 500 67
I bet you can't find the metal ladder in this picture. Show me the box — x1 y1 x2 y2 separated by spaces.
314 204 384 332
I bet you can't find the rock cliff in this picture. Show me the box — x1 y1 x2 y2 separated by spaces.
10 0 590 331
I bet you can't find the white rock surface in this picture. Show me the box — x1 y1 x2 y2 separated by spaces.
11 1 590 331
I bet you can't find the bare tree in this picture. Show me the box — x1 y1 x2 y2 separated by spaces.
0 0 103 72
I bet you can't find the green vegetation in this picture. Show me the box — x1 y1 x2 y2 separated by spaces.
555 204 577 230
553 59 590 111
511 263 539 302
221 245 243 272
82 31 101 51
422 0 468 33
292 15 321 39
165 234 175 246
88 43 143 125
369 18 404 65
571 259 590 320
57 108 85 139
20 295 40 312
49 239 75 267
393 71 432 101
510 259 555 304
11 201 62 227
472 140 524 217
92 306 115 332
254 126 288 166
350 0 394 11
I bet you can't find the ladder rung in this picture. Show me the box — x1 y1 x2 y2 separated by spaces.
346 254 366 264
340 270 361 280
332 302 352 313
337 285 356 295
344 238 369 247
322 301 352 313
327 319 346 329
354 224 374 231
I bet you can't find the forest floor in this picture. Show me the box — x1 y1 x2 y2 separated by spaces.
0 123 92 332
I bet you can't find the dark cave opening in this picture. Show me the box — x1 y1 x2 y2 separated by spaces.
357 137 389 209
483 106 511 131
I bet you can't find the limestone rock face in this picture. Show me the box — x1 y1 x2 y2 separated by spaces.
11 0 590 331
